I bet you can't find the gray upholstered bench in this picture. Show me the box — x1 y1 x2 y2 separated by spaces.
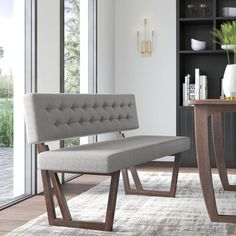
24 93 190 231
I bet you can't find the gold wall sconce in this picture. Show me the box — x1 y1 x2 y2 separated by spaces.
137 17 155 57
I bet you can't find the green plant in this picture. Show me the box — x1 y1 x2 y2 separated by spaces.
64 137 80 147
0 47 4 60
0 74 13 98
213 21 236 64
0 98 13 147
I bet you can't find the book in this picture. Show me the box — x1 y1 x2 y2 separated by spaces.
195 69 200 99
183 82 195 106
189 84 195 101
183 83 186 106
200 75 207 99
183 74 191 106
221 78 224 99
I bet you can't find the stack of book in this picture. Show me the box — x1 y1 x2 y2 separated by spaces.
183 68 208 106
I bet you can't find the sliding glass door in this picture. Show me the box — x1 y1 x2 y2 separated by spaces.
0 0 34 208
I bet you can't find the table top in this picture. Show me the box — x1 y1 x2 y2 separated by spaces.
190 99 236 105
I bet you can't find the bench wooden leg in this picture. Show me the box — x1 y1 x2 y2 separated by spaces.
41 170 120 231
122 153 181 197
49 171 72 221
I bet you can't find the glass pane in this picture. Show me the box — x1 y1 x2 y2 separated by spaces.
64 0 95 180
0 0 29 208
65 0 80 94
64 0 81 147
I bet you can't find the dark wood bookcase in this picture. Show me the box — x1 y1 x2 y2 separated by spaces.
177 0 236 167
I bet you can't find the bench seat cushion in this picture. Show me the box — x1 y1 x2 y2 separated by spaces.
38 135 190 174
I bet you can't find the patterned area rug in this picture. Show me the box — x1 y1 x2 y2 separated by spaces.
7 172 236 236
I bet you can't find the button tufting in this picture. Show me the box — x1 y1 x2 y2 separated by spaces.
54 121 60 126
58 104 63 110
26 95 139 144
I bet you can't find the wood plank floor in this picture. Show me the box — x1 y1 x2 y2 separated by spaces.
0 167 235 235
0 174 108 235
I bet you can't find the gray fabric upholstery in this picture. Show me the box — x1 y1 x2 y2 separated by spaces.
24 94 139 143
24 93 190 174
38 135 190 174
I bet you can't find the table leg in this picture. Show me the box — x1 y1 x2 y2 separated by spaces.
194 107 218 221
194 107 236 223
211 113 236 191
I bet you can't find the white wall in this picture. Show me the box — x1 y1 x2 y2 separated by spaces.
97 0 115 94
115 0 176 136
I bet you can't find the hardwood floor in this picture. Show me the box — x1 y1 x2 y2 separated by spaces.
0 167 235 235
0 174 108 235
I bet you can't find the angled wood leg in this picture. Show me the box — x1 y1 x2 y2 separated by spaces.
122 153 181 197
211 113 236 191
169 153 181 197
105 171 120 231
195 107 236 223
130 166 143 191
41 170 56 224
122 169 131 193
49 171 72 221
41 170 120 231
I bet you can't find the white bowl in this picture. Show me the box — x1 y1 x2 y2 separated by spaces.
191 38 206 51
222 7 236 17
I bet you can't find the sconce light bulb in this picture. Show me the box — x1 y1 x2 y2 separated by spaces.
144 17 147 24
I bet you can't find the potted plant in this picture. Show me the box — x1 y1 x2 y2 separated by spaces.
213 21 236 98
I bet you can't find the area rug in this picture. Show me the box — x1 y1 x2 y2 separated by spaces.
7 172 236 236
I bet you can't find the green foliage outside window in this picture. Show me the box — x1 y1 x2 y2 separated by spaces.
65 0 80 94
0 73 13 98
64 0 80 147
0 46 13 147
0 99 13 147
0 47 4 59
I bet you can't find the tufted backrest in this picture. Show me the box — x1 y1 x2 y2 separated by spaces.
23 93 139 144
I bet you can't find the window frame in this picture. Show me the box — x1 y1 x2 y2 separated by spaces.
0 0 37 210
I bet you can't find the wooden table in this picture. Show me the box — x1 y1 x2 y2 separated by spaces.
190 99 236 223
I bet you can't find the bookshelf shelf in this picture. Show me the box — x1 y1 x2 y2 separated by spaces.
216 17 236 21
179 17 214 21
177 0 236 168
179 50 228 54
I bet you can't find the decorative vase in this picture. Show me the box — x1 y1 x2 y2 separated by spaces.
223 64 236 98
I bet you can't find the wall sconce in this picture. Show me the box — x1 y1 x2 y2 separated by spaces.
137 17 155 57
